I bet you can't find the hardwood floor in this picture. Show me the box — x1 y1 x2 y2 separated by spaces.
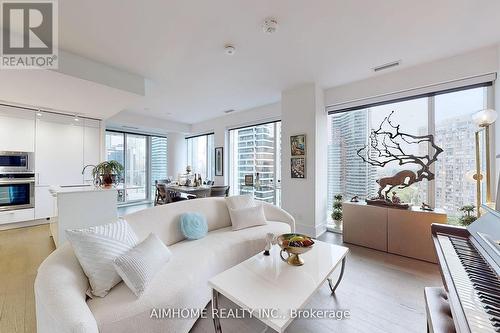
0 225 55 333
0 225 442 333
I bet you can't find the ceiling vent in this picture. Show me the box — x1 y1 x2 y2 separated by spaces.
122 125 139 130
373 60 401 72
224 109 235 114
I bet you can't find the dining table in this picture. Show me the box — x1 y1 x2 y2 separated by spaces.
165 184 212 198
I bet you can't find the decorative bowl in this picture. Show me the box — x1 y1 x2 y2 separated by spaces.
276 233 315 266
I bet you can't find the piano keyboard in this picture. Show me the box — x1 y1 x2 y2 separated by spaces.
438 235 498 332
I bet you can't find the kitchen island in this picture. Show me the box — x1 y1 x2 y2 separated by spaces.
49 185 118 247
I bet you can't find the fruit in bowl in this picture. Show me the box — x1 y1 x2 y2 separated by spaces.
280 234 315 248
277 233 315 266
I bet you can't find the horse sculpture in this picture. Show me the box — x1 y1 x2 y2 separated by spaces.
356 111 443 208
376 170 417 200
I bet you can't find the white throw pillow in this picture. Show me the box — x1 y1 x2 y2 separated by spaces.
225 194 255 210
229 204 267 231
113 233 172 297
65 219 139 297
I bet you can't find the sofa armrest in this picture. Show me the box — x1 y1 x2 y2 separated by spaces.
262 202 295 232
35 244 98 333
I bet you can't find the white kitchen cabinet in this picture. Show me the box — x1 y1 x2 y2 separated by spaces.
34 185 56 219
35 114 85 186
0 106 35 152
33 113 102 221
0 209 35 225
83 119 101 182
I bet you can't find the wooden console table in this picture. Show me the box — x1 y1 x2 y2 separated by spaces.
343 201 447 263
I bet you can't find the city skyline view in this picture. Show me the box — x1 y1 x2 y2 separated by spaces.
327 86 486 226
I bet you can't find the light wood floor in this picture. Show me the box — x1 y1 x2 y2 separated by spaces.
0 225 55 333
0 225 442 333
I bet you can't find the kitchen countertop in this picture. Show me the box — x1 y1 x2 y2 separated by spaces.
49 184 117 196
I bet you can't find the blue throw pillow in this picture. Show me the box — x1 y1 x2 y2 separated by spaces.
180 213 208 240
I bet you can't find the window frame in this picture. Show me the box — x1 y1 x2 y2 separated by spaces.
228 120 282 206
105 129 168 205
327 82 494 212
185 132 215 180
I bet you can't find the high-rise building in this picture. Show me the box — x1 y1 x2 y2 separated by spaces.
150 136 168 187
327 110 377 207
434 115 477 216
236 124 276 203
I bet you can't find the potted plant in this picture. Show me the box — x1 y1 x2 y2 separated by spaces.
458 204 477 226
91 161 124 188
331 194 343 229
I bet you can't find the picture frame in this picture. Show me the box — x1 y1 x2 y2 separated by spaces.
215 147 223 176
290 134 306 156
290 157 306 178
244 175 254 186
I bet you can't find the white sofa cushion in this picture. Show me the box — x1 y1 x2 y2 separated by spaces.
229 204 267 230
124 198 232 246
225 194 255 210
65 219 139 297
114 233 172 297
87 221 291 333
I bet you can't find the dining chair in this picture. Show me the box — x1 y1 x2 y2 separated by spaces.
209 185 230 197
154 183 168 205
166 189 188 203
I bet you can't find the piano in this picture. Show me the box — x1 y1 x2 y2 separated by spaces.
431 209 500 333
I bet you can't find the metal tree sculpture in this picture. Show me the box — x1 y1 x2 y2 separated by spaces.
357 111 443 201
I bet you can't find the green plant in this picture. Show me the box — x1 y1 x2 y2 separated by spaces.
331 210 343 221
331 194 343 222
91 160 124 186
458 204 477 226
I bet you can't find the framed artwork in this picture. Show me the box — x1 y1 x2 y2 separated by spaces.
291 157 305 178
290 134 306 156
215 147 223 176
244 175 254 186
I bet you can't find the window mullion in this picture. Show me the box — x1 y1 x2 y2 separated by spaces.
428 96 436 208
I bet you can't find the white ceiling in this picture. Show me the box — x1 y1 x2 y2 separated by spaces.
9 0 500 123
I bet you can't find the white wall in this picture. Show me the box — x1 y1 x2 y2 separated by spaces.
281 83 327 237
167 132 187 179
325 45 499 108
190 102 281 185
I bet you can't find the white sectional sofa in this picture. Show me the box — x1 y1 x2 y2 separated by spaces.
35 197 295 333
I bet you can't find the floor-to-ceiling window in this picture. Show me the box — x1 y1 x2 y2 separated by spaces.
105 131 167 204
327 85 490 231
150 136 168 195
229 121 281 205
186 133 215 181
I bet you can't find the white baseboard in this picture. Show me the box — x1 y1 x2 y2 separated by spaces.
0 218 51 231
295 222 327 238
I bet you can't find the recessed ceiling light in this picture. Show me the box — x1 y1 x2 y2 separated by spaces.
224 44 236 55
224 109 236 114
262 17 278 34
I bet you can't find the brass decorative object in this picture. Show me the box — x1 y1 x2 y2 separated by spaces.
277 233 314 266
357 111 443 208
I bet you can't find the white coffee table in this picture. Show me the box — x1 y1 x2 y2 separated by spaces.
208 240 349 333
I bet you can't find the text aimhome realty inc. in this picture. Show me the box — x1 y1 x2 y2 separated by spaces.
150 307 351 320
